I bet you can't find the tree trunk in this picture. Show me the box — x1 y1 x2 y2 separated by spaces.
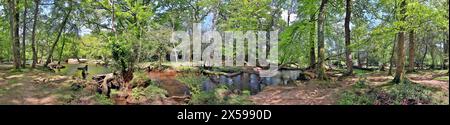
9 0 21 69
309 14 316 69
58 37 66 65
110 0 116 36
388 35 397 75
392 0 407 84
447 30 449 74
21 0 28 68
421 43 428 70
31 0 40 68
358 51 362 68
366 52 369 68
316 0 328 80
344 0 353 75
407 30 415 72
443 31 448 70
430 43 435 69
44 7 72 67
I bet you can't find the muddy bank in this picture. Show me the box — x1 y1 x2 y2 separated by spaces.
148 70 190 96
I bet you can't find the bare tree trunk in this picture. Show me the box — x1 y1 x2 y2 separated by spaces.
309 14 316 69
407 30 415 72
21 0 28 68
388 35 397 75
344 0 353 75
392 0 407 84
57 37 66 65
31 0 40 68
316 0 328 80
430 43 435 69
44 6 72 67
421 43 428 70
110 0 116 36
358 51 362 68
447 31 449 74
366 52 369 68
9 0 21 69
443 31 448 70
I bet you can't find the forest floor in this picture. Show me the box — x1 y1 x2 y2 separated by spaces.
1 64 448 105
0 65 77 104
250 70 449 105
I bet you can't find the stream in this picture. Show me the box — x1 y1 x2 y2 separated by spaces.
56 64 303 96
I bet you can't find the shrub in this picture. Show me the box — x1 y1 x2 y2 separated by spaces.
94 93 114 105
381 81 433 105
130 71 152 88
189 85 253 105
131 85 168 100
337 91 375 105
337 80 437 105
176 73 207 95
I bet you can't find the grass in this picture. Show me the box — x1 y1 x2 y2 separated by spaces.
175 66 200 72
0 88 6 96
7 79 18 84
354 69 372 76
131 84 168 100
130 71 152 88
433 76 449 81
93 93 114 105
189 85 253 105
176 74 252 105
176 73 208 95
337 79 445 105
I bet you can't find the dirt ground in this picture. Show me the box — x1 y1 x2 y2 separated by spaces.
1 64 448 105
250 70 449 105
0 66 77 105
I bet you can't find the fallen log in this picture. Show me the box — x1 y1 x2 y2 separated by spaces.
201 69 243 77
92 73 120 96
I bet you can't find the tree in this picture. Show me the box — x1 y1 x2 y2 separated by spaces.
344 0 353 75
316 0 328 80
21 0 28 68
392 0 407 84
8 0 21 69
44 1 72 67
31 0 40 68
309 14 316 69
407 30 415 72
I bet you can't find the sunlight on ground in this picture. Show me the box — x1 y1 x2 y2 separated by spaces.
5 74 24 79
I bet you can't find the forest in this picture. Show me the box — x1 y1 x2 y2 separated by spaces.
0 0 448 105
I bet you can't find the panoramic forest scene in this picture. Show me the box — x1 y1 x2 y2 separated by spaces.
0 0 448 105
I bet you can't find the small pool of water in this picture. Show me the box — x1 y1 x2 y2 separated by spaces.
202 70 301 95
147 68 302 96
55 64 112 79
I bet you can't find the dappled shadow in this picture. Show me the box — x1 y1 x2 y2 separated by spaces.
0 69 70 105
250 81 342 105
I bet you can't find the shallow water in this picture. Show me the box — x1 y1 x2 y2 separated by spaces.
55 64 112 79
201 69 302 95
55 64 302 96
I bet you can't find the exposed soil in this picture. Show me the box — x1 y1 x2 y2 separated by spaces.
0 69 72 105
148 70 190 96
250 71 449 105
